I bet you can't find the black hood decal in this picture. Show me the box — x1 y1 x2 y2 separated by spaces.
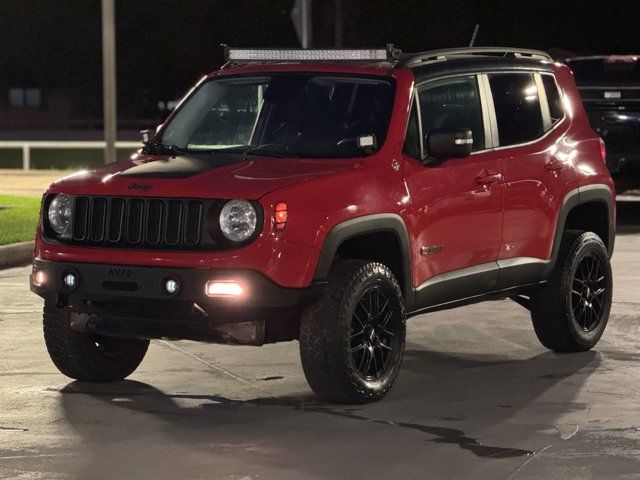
119 155 242 179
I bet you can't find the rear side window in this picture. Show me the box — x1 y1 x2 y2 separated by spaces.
488 73 543 147
418 75 485 152
542 75 564 125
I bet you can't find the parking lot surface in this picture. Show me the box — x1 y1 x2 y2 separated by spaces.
1 215 640 479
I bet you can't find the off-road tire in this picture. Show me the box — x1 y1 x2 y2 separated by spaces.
299 260 406 404
531 230 613 352
43 299 149 382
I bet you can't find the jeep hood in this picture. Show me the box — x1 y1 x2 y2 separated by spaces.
46 153 359 199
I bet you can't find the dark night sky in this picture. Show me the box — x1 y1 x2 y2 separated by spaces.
1 0 640 121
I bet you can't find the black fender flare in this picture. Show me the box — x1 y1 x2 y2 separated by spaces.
312 213 413 302
549 184 615 270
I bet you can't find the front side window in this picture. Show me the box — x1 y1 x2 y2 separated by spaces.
488 73 544 147
160 74 394 158
418 75 485 153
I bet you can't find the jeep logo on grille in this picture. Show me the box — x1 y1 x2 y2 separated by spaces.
108 268 133 278
128 182 153 192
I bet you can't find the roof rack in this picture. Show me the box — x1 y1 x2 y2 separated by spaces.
222 44 402 67
398 47 552 67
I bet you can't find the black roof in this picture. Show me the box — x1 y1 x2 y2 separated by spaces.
396 47 554 82
407 55 554 83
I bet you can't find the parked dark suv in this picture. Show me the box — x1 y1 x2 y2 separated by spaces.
567 55 640 192
32 46 615 403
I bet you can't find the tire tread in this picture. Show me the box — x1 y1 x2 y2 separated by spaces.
300 260 405 404
43 300 149 382
531 230 611 352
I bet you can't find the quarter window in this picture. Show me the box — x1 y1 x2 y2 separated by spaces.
542 75 564 125
403 99 421 159
488 73 544 147
418 76 485 153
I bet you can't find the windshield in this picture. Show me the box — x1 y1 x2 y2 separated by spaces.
568 57 640 86
159 74 394 158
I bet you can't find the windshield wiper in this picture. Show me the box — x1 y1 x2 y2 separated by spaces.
146 142 212 158
166 144 192 156
147 142 292 159
241 143 290 160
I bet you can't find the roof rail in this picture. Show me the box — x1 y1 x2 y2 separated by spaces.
398 47 552 68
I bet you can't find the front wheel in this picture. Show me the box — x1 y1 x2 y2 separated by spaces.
531 230 613 352
299 260 406 404
43 299 149 382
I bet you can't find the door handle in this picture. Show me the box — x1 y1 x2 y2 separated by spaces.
475 170 503 185
545 156 565 171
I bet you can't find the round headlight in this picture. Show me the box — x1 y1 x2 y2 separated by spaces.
47 194 72 235
219 199 257 242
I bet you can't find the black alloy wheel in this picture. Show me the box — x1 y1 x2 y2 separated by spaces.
299 260 406 403
531 230 613 352
571 252 608 332
350 286 401 380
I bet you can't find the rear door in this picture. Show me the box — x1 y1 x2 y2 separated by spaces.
487 71 574 287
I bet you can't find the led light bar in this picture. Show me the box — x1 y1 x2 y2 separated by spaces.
225 47 393 63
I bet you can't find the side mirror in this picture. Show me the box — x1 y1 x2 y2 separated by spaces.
424 128 473 164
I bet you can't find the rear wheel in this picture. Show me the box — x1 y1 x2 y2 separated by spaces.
299 260 406 404
43 299 149 382
531 230 613 352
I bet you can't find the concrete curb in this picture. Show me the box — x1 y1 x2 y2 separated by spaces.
0 241 34 270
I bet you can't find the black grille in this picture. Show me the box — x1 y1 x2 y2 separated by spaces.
70 196 207 250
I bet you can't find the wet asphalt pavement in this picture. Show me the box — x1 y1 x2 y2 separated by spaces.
1 204 640 479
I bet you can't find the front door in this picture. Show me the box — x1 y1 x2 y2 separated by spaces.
404 74 504 301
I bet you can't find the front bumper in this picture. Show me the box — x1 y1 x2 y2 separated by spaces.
31 259 324 345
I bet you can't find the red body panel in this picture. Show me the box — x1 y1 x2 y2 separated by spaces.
499 64 613 262
403 149 504 286
35 62 614 291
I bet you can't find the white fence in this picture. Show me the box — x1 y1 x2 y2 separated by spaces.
0 141 142 170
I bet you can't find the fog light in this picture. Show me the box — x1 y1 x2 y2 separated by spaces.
63 272 78 288
164 278 179 295
33 270 45 287
205 281 243 297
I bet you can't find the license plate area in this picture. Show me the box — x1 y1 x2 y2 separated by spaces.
95 265 155 297
102 280 139 292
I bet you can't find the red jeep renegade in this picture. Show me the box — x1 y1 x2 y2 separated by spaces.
31 46 615 403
